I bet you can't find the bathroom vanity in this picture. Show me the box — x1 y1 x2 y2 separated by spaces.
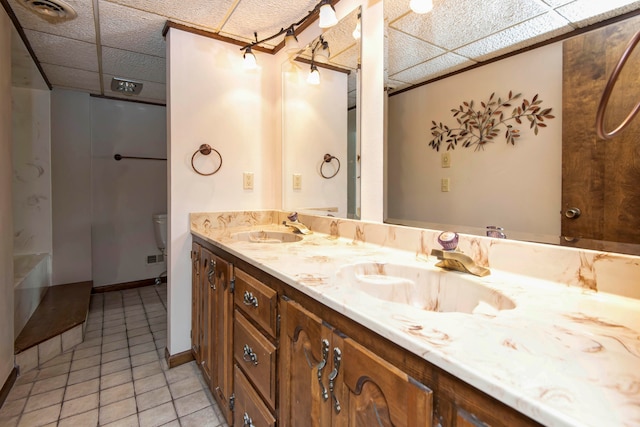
190 210 640 427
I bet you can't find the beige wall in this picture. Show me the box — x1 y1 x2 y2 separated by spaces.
0 6 16 388
387 42 563 242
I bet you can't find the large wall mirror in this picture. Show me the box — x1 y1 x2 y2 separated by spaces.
282 6 361 219
384 0 640 255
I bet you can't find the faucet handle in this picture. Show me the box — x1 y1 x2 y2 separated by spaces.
437 231 459 251
287 212 299 222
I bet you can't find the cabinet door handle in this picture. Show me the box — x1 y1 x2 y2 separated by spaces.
243 291 259 308
317 339 329 401
192 251 200 274
243 412 255 427
207 259 216 289
243 344 259 366
328 347 342 414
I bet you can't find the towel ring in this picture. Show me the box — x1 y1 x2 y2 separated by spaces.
191 144 222 176
320 154 340 179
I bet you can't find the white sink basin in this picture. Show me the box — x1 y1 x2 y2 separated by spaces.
336 262 515 314
232 230 303 243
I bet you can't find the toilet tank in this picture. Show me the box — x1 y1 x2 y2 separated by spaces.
152 213 167 250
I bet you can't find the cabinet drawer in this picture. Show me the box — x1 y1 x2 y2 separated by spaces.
234 310 277 409
233 364 276 427
234 268 278 337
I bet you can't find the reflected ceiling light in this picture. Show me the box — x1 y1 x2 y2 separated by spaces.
243 47 258 70
352 14 361 40
307 64 320 85
319 0 338 28
315 37 330 64
110 77 142 95
239 0 338 68
410 0 433 14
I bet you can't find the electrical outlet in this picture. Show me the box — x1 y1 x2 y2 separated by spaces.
441 152 451 168
293 173 302 190
243 172 254 190
441 178 450 192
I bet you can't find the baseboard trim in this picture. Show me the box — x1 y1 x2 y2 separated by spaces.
92 278 157 293
0 367 18 409
165 348 194 369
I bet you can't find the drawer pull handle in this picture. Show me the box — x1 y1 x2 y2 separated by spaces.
243 291 259 308
207 259 216 289
317 339 329 401
243 344 259 366
328 347 342 414
243 412 255 427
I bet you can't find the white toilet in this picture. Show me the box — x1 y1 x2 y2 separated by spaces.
152 213 167 284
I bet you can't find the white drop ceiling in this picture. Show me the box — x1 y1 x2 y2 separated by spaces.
6 0 640 103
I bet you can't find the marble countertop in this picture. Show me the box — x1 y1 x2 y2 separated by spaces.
192 221 640 427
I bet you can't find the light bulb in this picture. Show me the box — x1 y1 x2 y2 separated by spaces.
307 65 320 85
319 3 338 28
243 48 257 70
409 0 433 14
352 20 361 40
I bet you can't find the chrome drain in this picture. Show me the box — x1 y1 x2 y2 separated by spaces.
17 0 77 21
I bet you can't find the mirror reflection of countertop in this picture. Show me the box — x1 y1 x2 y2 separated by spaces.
191 216 640 427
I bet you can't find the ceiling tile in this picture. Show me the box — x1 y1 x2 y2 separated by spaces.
390 52 475 85
42 64 101 93
11 26 48 89
330 45 359 71
220 0 318 47
103 74 166 103
392 0 550 50
388 28 445 75
454 12 572 61
555 0 640 27
102 0 235 32
7 0 96 43
384 0 411 23
102 47 166 84
98 0 167 57
24 29 98 72
540 0 574 6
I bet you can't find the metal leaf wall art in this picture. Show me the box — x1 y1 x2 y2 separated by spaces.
428 91 555 151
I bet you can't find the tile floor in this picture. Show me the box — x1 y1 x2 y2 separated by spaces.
0 284 229 427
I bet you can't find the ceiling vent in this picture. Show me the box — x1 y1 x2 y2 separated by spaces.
18 0 77 22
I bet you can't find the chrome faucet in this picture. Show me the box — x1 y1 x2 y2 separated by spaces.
431 231 490 277
282 212 312 235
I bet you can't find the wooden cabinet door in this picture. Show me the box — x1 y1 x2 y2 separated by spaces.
332 335 433 427
212 254 234 425
191 242 202 363
280 298 334 427
199 247 214 385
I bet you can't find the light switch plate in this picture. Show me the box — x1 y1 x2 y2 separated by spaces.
441 152 451 168
243 172 254 190
293 173 302 190
441 178 450 192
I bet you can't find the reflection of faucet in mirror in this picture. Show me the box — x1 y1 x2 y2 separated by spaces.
486 226 506 239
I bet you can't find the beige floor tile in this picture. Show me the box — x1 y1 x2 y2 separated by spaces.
154 339 166 350
103 413 140 427
0 415 19 427
137 401 176 427
101 357 131 376
17 403 61 427
59 392 99 419
15 370 38 385
179 406 222 427
152 330 167 340
101 369 133 391
58 408 99 427
102 348 130 364
73 345 101 361
130 342 156 357
102 339 128 353
70 354 101 372
135 385 171 412
104 318 125 328
127 327 151 338
36 362 71 381
67 366 100 386
75 337 102 350
102 332 127 345
103 325 127 336
133 373 166 395
84 330 103 340
128 334 153 347
31 374 68 395
125 321 148 331
23 388 64 413
164 363 197 384
6 383 32 401
174 390 211 418
64 378 100 401
131 351 158 368
132 361 162 381
98 397 137 425
39 352 72 369
168 376 203 400
100 382 135 406
0 398 26 419
125 313 147 323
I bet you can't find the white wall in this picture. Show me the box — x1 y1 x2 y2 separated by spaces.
12 87 52 256
90 97 167 287
282 65 348 217
0 5 16 391
51 89 92 285
167 29 278 355
387 42 563 241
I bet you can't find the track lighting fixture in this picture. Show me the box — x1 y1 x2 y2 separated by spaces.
307 64 320 85
409 0 433 14
239 0 338 68
314 36 330 64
